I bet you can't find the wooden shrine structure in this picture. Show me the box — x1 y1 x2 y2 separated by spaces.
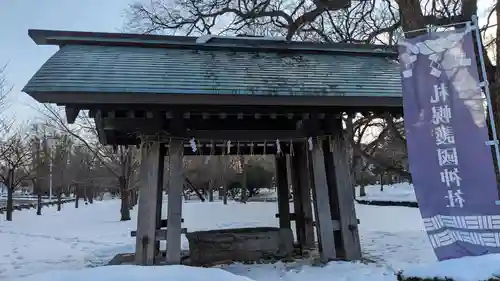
23 29 402 265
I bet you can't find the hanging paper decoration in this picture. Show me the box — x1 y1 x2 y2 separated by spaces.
276 138 282 155
308 137 313 151
197 139 202 154
250 142 254 156
189 138 197 153
227 140 231 154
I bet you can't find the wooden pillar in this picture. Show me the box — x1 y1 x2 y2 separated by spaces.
325 116 362 260
135 141 162 265
293 142 315 249
323 139 343 256
275 155 291 229
154 144 166 257
290 153 304 245
166 138 184 264
310 137 336 262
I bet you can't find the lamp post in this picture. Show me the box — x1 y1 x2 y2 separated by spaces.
46 137 56 201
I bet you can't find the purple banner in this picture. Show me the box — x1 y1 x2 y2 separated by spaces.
399 27 500 260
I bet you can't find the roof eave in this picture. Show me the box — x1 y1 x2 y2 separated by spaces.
27 29 398 56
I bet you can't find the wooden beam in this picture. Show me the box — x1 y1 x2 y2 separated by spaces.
159 218 185 227
35 92 403 108
287 153 302 244
289 153 304 246
323 138 344 257
310 137 336 262
186 130 305 141
165 137 184 264
94 110 109 145
155 144 166 256
295 142 315 248
131 228 188 240
275 155 291 229
135 141 162 265
274 214 342 230
326 117 362 260
102 115 300 131
65 107 80 124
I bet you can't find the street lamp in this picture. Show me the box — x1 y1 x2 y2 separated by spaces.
46 137 56 201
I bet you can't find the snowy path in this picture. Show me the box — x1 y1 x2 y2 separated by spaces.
0 198 435 280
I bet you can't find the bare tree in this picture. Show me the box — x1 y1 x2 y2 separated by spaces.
0 132 34 221
40 105 140 221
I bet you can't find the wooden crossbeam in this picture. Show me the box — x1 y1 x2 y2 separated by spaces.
131 228 188 240
274 213 360 229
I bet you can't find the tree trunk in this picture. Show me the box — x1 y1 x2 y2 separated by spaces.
128 189 137 210
359 185 366 197
128 190 134 208
37 192 42 215
119 177 131 221
75 184 79 208
241 164 248 202
57 188 62 211
208 180 214 202
6 169 14 221
121 190 131 221
380 173 384 191
88 186 94 204
133 190 138 207
6 184 13 221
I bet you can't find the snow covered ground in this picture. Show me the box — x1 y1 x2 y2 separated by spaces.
0 188 434 281
0 182 491 281
356 182 416 203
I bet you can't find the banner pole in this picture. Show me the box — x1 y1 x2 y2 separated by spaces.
471 15 500 184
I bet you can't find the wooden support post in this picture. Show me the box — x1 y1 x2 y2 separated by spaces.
275 155 291 229
290 153 304 245
323 139 344 257
155 144 166 257
325 117 362 260
135 141 162 265
166 138 184 264
293 142 315 249
310 137 336 262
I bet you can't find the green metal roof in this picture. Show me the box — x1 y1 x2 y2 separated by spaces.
24 44 401 98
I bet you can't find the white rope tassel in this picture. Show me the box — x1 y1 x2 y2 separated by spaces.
276 138 282 155
189 138 197 153
227 140 231 155
308 137 313 151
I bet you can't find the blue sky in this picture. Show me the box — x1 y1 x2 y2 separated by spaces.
0 0 134 123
